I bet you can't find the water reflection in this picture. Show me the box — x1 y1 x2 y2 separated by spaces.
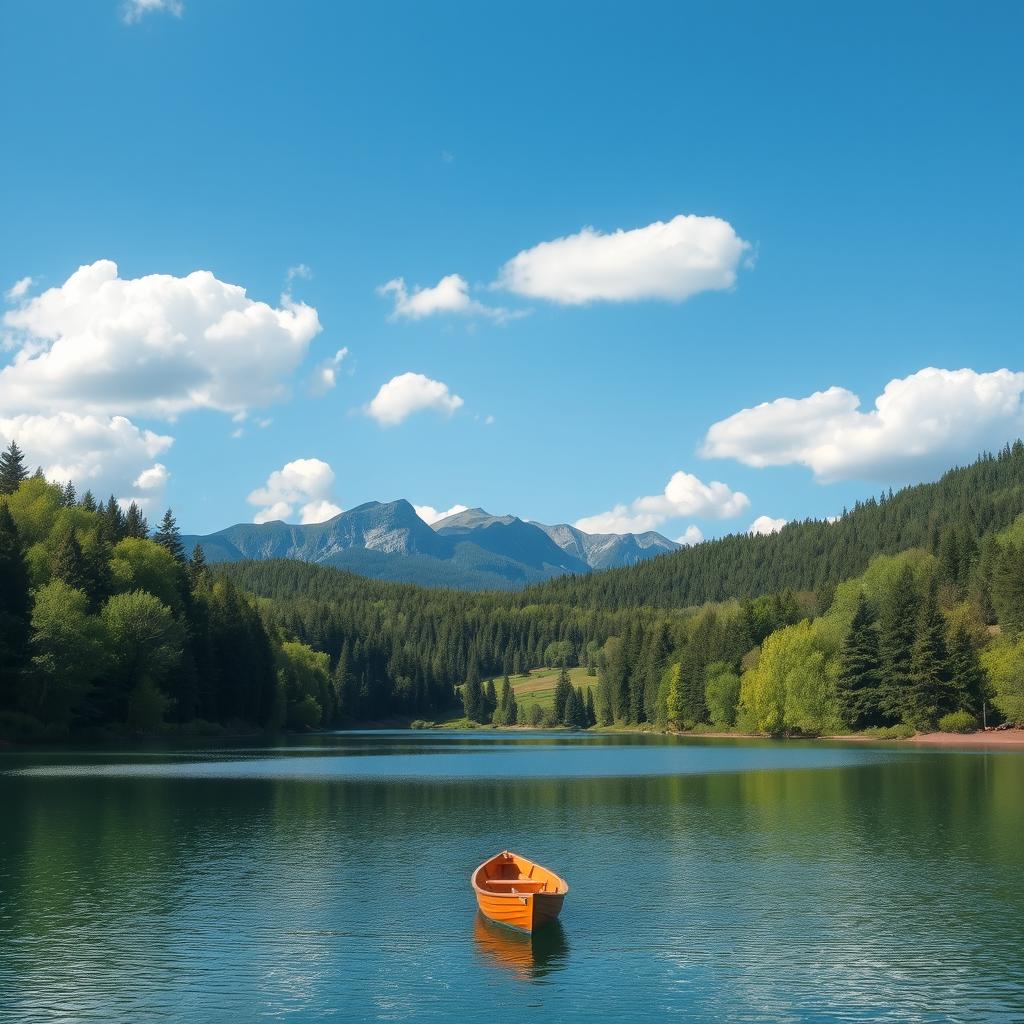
473 914 569 980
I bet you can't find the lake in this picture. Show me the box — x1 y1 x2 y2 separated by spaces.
1 732 1022 1023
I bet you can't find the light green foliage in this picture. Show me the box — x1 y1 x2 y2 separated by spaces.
662 663 683 727
543 639 574 667
739 618 842 736
110 538 185 612
278 640 333 730
102 590 183 693
980 637 1024 724
3 477 63 546
704 662 741 728
996 512 1024 548
27 580 105 726
827 549 936 629
938 710 977 733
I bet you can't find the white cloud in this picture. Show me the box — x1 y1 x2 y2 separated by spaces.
415 503 469 525
377 274 513 322
286 264 312 284
497 214 750 305
748 515 787 536
365 372 463 427
575 471 749 534
702 367 1024 483
247 458 341 525
298 499 343 524
0 412 172 503
5 277 32 303
122 0 183 24
0 260 321 419
310 347 349 395
676 525 705 546
134 463 169 491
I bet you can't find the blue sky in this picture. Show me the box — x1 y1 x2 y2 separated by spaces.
1 1 1022 538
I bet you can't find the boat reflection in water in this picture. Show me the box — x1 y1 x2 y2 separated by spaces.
472 912 569 980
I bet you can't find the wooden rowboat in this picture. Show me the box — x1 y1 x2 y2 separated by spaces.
471 850 568 933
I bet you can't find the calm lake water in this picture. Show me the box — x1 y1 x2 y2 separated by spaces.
1 732 1022 1023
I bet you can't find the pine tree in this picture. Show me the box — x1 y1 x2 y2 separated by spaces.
154 508 185 562
564 686 586 729
878 564 920 723
0 503 31 702
483 678 497 723
102 496 126 541
188 544 209 590
554 667 573 723
906 582 955 730
0 441 28 494
60 481 77 507
991 542 1024 637
495 675 516 726
585 686 596 727
51 526 88 592
836 592 883 729
947 623 986 718
80 490 97 513
123 502 149 540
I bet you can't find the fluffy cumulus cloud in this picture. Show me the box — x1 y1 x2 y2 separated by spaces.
247 458 342 525
748 515 787 536
377 274 512 322
122 0 183 23
575 470 749 534
702 367 1024 484
0 413 172 506
0 260 321 419
310 347 349 395
365 372 463 427
497 214 750 305
676 525 705 546
414 503 469 525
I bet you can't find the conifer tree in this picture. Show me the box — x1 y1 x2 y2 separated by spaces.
495 675 516 726
554 667 573 723
564 686 586 728
0 503 31 702
836 591 883 729
878 564 920 722
991 542 1024 636
0 441 28 494
51 526 88 593
188 544 209 590
483 678 497 723
102 496 126 541
906 582 955 730
947 623 986 718
585 686 596 727
61 481 77 507
123 502 149 540
154 508 186 562
80 490 97 513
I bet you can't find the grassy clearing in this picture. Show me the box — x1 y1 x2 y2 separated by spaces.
507 666 596 713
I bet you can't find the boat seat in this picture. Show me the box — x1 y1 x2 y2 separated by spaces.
485 878 547 889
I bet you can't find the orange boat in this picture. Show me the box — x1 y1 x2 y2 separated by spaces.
471 850 568 933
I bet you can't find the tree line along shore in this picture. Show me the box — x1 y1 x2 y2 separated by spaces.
1 440 1024 742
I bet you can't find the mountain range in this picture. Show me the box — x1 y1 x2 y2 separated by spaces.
180 500 678 590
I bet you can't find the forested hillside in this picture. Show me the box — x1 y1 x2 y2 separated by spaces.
528 443 1024 609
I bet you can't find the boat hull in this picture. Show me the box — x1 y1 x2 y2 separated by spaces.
471 851 568 934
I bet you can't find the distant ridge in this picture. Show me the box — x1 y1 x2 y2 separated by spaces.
181 500 678 590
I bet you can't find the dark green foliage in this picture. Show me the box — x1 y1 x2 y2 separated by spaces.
483 679 497 723
494 675 518 727
123 502 149 540
154 509 186 563
906 583 955 730
51 526 88 593
0 503 31 702
188 544 209 589
878 565 920 723
564 686 587 728
80 490 97 513
553 667 573 723
836 592 883 729
585 686 596 727
947 624 986 717
0 442 28 495
991 542 1024 637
